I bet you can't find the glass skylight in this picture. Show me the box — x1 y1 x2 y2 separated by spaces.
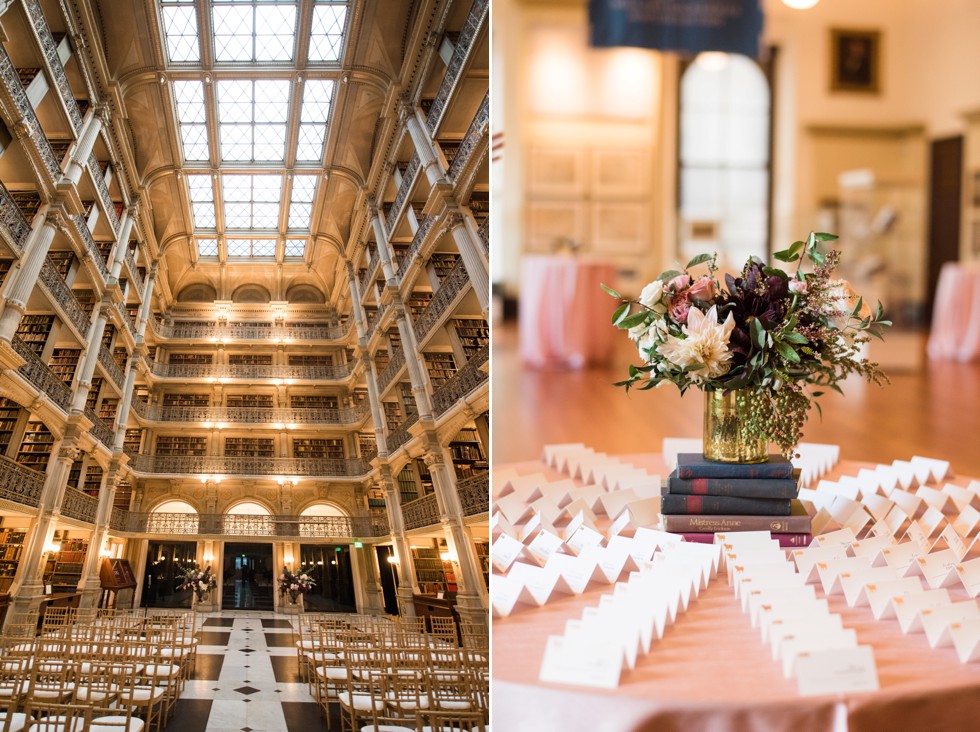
187 175 216 229
309 2 348 62
284 239 307 258
227 239 277 258
222 174 283 229
287 174 318 229
162 2 200 63
296 79 334 161
197 239 219 257
217 79 290 162
173 81 210 161
212 1 297 62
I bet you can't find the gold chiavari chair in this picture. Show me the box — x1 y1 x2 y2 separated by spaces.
355 673 415 732
295 613 327 683
338 640 390 732
416 709 488 732
427 617 458 648
20 700 91 732
114 655 166 732
138 636 182 726
74 657 122 710
26 638 75 704
0 695 27 732
311 622 350 728
426 648 478 716
382 669 430 722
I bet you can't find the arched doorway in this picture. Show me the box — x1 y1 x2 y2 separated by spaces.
298 504 357 613
222 502 275 610
142 500 199 608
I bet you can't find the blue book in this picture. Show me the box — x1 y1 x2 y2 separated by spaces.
676 453 794 480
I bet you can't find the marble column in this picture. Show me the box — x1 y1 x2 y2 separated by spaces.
0 209 62 343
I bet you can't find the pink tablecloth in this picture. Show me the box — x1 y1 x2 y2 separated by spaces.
519 255 616 369
492 456 980 732
927 261 980 362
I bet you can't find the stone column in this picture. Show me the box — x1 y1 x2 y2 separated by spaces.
379 469 419 615
392 300 434 419
351 536 385 615
77 464 120 608
369 206 397 283
0 209 62 342
62 110 104 187
345 262 366 338
361 354 388 455
70 302 111 412
402 104 450 190
446 211 490 315
107 205 137 280
112 363 139 451
136 262 158 336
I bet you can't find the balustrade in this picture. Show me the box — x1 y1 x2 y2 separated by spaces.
0 455 44 509
38 258 92 339
477 216 488 256
386 154 421 232
457 473 489 516
23 0 83 132
84 406 115 447
0 182 32 252
109 511 384 538
11 335 73 411
124 252 145 295
448 93 489 182
376 348 406 393
129 454 371 478
432 343 489 416
88 154 120 234
386 415 418 453
426 0 489 135
0 45 61 179
136 403 369 425
71 215 110 280
365 304 388 339
113 301 136 338
359 255 380 295
413 258 469 339
401 493 440 530
150 320 348 341
398 215 434 271
149 359 352 381
98 345 125 386
61 487 98 523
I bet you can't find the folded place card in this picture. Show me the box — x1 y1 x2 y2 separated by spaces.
914 549 960 590
877 541 925 572
792 545 848 583
931 525 969 561
839 567 903 608
916 485 958 515
507 562 575 605
952 504 980 538
608 498 662 537
492 468 523 499
546 552 608 594
491 573 541 617
813 528 858 549
538 634 623 689
491 532 526 573
541 443 586 469
526 479 578 506
848 535 896 559
795 646 879 697
816 557 873 595
954 556 980 598
757 599 830 641
891 461 921 491
861 577 925 619
948 618 980 664
490 511 514 539
770 615 844 661
563 525 605 555
525 529 565 566
749 586 820 628
919 601 980 648
861 493 895 522
889 492 923 521
911 455 951 483
893 589 952 634
940 483 978 512
493 492 537 526
781 628 858 678
595 489 638 519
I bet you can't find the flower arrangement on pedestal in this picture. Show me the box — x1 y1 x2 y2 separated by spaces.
278 567 316 603
178 565 218 602
605 233 891 460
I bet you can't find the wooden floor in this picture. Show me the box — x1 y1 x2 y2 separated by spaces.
492 322 980 477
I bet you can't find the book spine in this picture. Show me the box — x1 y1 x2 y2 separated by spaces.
676 532 813 548
661 513 811 534
667 476 798 499
661 494 792 516
676 464 794 479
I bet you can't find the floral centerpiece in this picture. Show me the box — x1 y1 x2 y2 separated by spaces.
178 564 218 602
278 567 316 603
605 232 890 461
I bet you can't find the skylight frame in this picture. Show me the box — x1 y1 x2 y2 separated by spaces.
161 1 201 64
308 1 350 63
211 0 299 64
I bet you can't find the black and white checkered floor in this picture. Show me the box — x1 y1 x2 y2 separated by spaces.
162 612 333 732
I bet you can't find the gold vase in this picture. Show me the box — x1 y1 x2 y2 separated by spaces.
702 388 768 463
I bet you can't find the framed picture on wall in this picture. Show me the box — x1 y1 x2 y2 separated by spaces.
830 28 881 93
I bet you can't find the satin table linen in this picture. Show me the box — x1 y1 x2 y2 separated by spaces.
519 255 617 369
492 455 980 732
928 261 980 362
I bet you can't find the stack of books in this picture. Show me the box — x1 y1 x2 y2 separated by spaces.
660 453 811 547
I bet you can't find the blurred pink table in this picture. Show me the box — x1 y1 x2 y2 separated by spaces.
519 255 616 369
928 261 980 362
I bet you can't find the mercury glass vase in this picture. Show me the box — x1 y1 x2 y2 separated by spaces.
702 388 768 463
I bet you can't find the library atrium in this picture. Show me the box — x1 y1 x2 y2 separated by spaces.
0 0 488 728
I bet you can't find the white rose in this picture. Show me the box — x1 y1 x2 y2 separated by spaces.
639 280 666 311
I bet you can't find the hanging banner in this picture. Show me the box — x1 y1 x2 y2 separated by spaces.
589 0 763 57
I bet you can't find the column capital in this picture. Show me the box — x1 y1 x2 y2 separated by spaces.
59 444 82 463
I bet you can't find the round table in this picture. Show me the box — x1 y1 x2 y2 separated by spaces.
927 261 980 362
491 455 980 732
519 255 617 369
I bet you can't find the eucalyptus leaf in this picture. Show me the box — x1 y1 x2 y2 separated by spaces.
657 269 683 282
600 283 623 299
814 232 839 242
783 332 808 344
611 302 629 326
685 253 713 269
774 340 801 363
750 318 766 350
618 311 650 329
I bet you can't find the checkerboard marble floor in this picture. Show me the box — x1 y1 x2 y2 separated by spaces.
162 611 337 732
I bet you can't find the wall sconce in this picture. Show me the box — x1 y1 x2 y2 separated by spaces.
387 555 399 565
284 553 294 566
203 554 214 563
439 551 452 562
44 542 61 554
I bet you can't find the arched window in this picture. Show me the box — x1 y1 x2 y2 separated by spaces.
227 501 271 515
224 501 273 535
148 500 199 534
679 53 772 269
300 502 349 537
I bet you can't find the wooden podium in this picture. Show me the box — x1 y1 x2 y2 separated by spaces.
99 558 137 609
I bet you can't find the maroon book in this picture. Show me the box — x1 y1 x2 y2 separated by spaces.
675 532 813 548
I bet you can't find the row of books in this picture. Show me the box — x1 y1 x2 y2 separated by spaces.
662 453 812 548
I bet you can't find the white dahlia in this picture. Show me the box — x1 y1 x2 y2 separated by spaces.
655 305 735 382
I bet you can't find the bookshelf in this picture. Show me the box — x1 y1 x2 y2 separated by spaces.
228 353 273 366
123 429 143 454
15 315 55 357
0 399 21 456
98 399 118 422
288 354 334 366
85 378 103 411
374 349 390 371
386 328 402 351
290 395 338 409
292 438 344 459
10 190 41 219
358 432 377 459
168 353 213 365
0 526 26 593
474 541 489 589
43 535 88 594
155 436 207 456
48 251 75 279
400 383 418 419
468 191 489 220
114 480 133 510
97 241 112 267
224 437 275 457
382 401 402 426
424 352 457 388
410 545 457 595
416 458 434 495
0 260 12 283
162 393 209 407
68 460 83 490
226 394 273 408
397 466 419 503
408 292 432 318
16 422 54 470
74 290 97 315
101 324 115 350
452 319 489 359
82 464 103 497
430 253 461 283
112 348 128 370
449 427 487 479
438 139 462 166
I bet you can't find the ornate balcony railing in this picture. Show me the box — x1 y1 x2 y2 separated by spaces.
386 154 421 233
98 345 126 387
124 252 144 296
402 493 440 531
448 93 489 182
414 259 469 340
71 215 110 281
61 487 98 524
130 395 149 419
477 217 488 256
387 415 418 453
84 406 115 448
0 182 32 253
458 473 489 516
427 0 488 135
11 336 72 412
150 320 348 341
399 215 434 272
108 511 385 538
113 302 137 339
432 344 488 416
365 304 388 339
0 455 44 509
39 259 92 339
376 348 406 393
88 155 119 235
135 403 369 425
0 46 61 180
129 454 372 478
149 360 353 381
359 255 380 295
23 0 83 133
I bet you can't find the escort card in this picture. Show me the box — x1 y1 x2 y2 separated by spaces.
492 492 537 525
954 556 980 598
891 460 920 490
911 455 951 483
931 525 969 561
949 618 980 664
889 492 923 521
839 567 902 607
538 634 623 689
507 562 574 605
942 483 979 512
781 628 858 678
914 549 960 590
919 601 980 648
916 485 957 515
770 615 844 661
595 489 638 519
792 545 848 583
813 527 857 548
749 586 820 628
492 468 522 499
491 573 541 617
952 504 980 538
860 577 924 619
608 498 662 538
541 443 586 469
490 511 513 539
546 552 608 594
795 646 879 697
861 493 895 522
893 589 952 633
816 557 873 595
563 524 605 555
525 529 564 566
848 534 895 559
491 532 525 573
878 541 924 572
525 478 577 506
757 599 831 643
